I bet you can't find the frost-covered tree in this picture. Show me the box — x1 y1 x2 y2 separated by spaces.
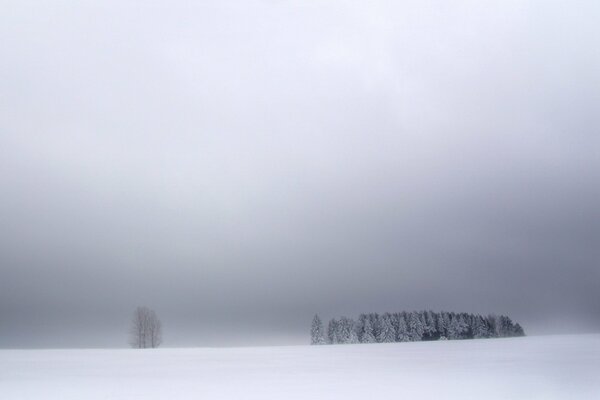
396 314 409 342
512 323 525 337
356 314 367 343
408 312 424 341
498 315 516 337
377 313 396 343
347 325 359 344
473 315 490 339
311 314 326 345
422 310 438 340
361 316 376 343
336 316 358 344
462 313 474 339
327 319 338 344
318 310 523 344
390 313 400 337
368 313 381 342
436 312 448 339
447 317 460 340
334 318 345 343
447 315 468 340
486 314 500 338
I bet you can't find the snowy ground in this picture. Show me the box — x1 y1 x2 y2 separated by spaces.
1 334 598 399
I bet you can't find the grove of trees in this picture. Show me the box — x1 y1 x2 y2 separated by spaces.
130 306 163 348
311 311 524 345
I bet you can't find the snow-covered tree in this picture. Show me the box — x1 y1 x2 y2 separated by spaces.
334 318 345 344
447 315 468 340
463 313 475 339
377 313 396 343
390 313 400 337
368 313 381 342
486 314 500 338
347 325 359 344
327 319 338 344
408 312 424 341
337 317 358 344
512 323 525 337
473 315 490 339
396 314 409 342
361 316 376 343
311 314 326 345
423 310 438 340
437 312 448 339
319 310 523 344
498 315 516 337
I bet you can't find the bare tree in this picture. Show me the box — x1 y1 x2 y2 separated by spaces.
129 306 162 348
147 309 162 348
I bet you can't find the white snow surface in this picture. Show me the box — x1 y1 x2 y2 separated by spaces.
1 334 599 399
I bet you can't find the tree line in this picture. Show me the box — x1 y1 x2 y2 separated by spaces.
311 311 525 345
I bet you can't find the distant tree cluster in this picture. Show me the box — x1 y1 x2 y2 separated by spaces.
130 306 163 348
310 311 524 345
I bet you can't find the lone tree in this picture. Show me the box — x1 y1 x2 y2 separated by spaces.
130 306 162 348
310 314 326 345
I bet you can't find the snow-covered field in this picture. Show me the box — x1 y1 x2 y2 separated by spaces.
1 334 598 399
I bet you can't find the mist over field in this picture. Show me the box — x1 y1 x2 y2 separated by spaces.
1 1 599 348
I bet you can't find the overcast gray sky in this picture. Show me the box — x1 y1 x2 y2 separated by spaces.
1 0 599 348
